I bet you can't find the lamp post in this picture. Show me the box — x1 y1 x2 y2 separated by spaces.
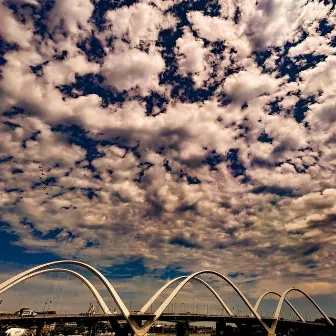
130 301 132 311
43 302 47 318
206 305 209 315
47 301 52 312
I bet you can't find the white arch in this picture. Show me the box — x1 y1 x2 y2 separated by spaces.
0 261 150 336
148 270 273 335
253 291 304 322
0 261 129 317
0 268 111 314
271 287 334 330
140 276 233 316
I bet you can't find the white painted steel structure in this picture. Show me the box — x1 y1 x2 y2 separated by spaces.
253 291 304 322
0 268 111 314
268 287 334 335
0 261 333 336
140 275 233 316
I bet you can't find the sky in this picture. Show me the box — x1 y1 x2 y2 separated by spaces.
0 0 335 320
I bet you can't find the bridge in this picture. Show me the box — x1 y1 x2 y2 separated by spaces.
0 260 335 336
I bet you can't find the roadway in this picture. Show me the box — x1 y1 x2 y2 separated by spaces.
0 312 329 328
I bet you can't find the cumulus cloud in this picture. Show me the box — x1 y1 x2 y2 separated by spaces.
105 2 176 47
48 0 94 35
101 45 165 93
223 69 281 103
176 29 209 87
0 2 34 48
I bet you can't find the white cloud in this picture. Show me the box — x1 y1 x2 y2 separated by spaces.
0 3 34 48
0 50 71 122
300 55 336 96
101 44 165 93
48 0 94 35
105 3 176 47
175 29 210 87
188 11 252 58
223 69 281 103
288 36 335 57
43 55 100 86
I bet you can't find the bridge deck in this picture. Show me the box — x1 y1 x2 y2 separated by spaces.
0 313 327 327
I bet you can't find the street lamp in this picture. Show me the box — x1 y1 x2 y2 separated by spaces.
47 301 52 312
130 301 132 310
206 305 209 315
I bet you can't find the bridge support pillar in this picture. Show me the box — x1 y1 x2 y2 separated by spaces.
36 323 44 336
87 323 95 336
216 321 227 336
110 321 134 336
91 323 97 336
176 322 189 336
236 323 254 336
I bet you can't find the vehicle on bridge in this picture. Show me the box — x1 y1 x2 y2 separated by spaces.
18 309 36 317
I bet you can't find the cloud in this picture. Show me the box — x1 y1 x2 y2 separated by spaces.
0 3 33 48
188 11 252 58
48 0 94 35
223 69 281 103
101 44 165 93
105 2 176 47
175 29 209 88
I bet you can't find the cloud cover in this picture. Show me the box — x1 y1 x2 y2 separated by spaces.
0 0 335 313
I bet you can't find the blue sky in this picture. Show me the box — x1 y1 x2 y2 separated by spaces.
0 0 335 320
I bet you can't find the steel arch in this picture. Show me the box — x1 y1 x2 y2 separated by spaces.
140 276 233 316
0 268 111 314
253 291 304 322
150 270 272 335
272 288 334 328
0 261 129 317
